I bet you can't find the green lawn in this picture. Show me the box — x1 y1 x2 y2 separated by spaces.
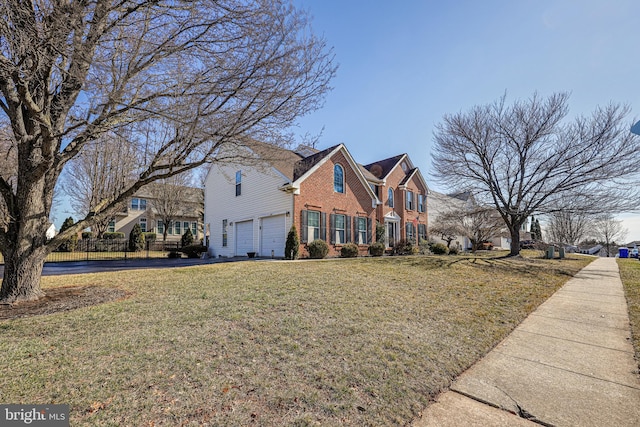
0 254 592 426
616 259 640 368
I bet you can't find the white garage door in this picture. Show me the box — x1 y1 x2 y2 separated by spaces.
235 220 254 256
261 215 286 258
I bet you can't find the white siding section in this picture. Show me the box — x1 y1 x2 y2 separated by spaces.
204 155 293 258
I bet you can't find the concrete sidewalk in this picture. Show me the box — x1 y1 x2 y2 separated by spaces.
414 257 640 426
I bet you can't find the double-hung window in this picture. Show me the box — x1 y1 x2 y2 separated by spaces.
334 214 345 244
307 211 320 241
107 220 116 233
356 217 367 244
139 217 147 232
406 222 415 242
418 223 427 241
157 220 165 235
131 198 146 211
418 194 425 213
406 191 414 210
174 220 181 235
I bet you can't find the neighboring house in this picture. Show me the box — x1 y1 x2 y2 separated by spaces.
110 184 204 242
426 190 470 250
363 154 429 249
46 223 57 240
203 139 430 258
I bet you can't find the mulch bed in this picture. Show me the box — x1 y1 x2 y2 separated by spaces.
0 286 128 321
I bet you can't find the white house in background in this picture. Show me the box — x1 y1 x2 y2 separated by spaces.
46 223 57 240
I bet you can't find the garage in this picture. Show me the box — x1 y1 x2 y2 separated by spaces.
260 215 286 258
235 220 254 256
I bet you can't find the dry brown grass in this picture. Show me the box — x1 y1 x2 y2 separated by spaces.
616 259 640 369
0 253 591 426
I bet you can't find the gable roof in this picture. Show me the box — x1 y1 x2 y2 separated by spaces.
365 153 429 193
284 144 380 204
293 144 340 181
363 154 406 180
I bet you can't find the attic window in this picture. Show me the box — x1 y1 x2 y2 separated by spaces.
334 164 344 193
401 162 408 173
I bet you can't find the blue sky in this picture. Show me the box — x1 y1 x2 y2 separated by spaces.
292 0 640 240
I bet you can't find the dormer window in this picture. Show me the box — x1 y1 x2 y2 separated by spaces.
334 164 344 193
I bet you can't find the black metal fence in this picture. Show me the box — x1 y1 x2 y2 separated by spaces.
45 238 182 263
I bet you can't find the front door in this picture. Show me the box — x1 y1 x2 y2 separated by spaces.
386 221 398 248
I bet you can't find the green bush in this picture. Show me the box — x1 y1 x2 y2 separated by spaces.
340 243 359 258
430 242 449 255
369 242 385 257
168 251 182 259
418 239 432 255
181 228 194 247
308 239 329 259
392 239 415 255
143 232 157 242
448 246 459 255
180 244 208 258
81 231 93 239
103 232 125 240
285 224 300 260
128 223 145 252
56 216 77 252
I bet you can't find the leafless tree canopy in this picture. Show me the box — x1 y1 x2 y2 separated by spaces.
433 206 504 253
61 132 138 236
545 210 593 246
432 92 640 256
0 0 336 302
146 173 202 242
591 214 627 257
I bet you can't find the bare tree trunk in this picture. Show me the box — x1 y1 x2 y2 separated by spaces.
1 179 53 303
509 226 521 257
1 247 47 303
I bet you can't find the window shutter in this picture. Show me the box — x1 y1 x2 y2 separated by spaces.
301 210 308 243
330 214 336 244
320 212 326 241
367 218 372 244
346 216 351 243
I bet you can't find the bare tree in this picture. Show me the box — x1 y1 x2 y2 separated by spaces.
545 210 593 246
429 214 462 249
432 92 640 257
0 0 336 303
591 214 627 257
436 206 504 253
146 173 201 243
61 133 138 237
459 207 505 253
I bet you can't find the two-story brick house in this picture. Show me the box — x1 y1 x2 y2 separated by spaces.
203 139 428 258
363 154 429 249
